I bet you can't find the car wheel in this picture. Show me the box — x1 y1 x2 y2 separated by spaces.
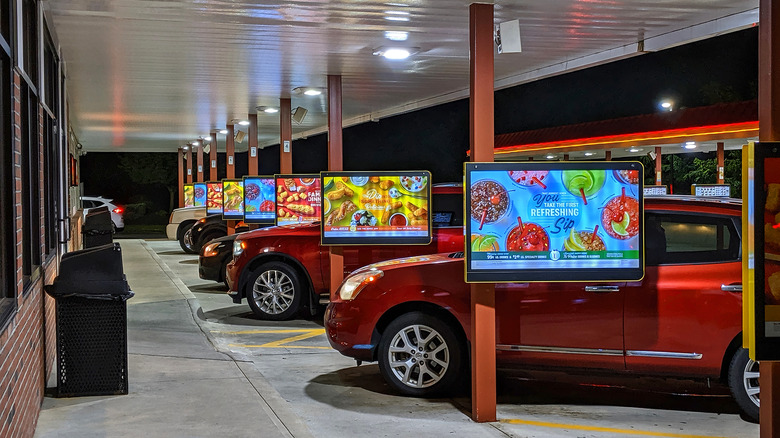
246 262 303 320
198 230 224 253
727 347 760 422
179 227 197 254
378 312 464 397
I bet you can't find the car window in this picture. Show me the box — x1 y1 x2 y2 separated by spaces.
431 193 463 227
647 211 740 265
81 200 95 208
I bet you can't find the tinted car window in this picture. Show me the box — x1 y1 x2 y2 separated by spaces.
432 193 463 227
81 200 95 208
647 212 740 265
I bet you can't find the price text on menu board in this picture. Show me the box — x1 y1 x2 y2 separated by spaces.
320 171 432 245
275 175 321 226
222 179 244 220
751 143 780 360
465 162 644 283
243 176 276 224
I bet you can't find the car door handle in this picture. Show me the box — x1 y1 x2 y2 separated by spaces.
585 285 620 293
721 284 742 292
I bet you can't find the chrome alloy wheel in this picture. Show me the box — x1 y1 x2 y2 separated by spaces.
387 324 450 389
742 357 760 408
251 269 295 315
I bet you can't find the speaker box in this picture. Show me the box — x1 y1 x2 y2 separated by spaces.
497 20 522 54
292 107 308 124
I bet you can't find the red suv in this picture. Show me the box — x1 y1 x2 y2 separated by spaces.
226 184 464 320
325 196 759 421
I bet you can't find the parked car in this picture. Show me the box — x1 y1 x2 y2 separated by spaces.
188 214 252 255
325 196 759 421
226 184 464 321
166 206 207 253
200 234 238 288
81 196 124 232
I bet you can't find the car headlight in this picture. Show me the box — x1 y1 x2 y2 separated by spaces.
339 269 384 301
233 239 246 257
202 242 222 257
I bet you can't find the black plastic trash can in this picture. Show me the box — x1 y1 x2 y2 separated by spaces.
45 243 134 397
82 206 113 248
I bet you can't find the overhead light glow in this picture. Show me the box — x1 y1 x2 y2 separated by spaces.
192 141 200 146
629 148 640 153
382 48 411 60
385 10 410 15
546 155 555 159
264 107 279 113
584 152 594 156
219 129 228 135
238 120 250 126
385 16 409 22
385 30 408 41
660 100 673 111
684 141 697 149
204 136 212 141
303 89 322 96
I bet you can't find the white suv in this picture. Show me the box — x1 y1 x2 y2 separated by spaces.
80 196 124 232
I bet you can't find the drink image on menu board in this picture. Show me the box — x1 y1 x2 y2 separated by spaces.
222 179 244 220
320 171 432 245
206 182 223 214
243 176 276 224
275 175 321 226
183 184 194 207
193 183 207 207
465 162 644 283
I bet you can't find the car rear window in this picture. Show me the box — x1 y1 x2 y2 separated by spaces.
647 212 740 265
431 193 463 227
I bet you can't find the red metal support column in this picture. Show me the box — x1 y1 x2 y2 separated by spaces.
186 146 193 183
280 98 293 174
469 2 496 423
328 75 345 299
716 142 725 184
655 147 662 185
210 131 218 181
605 150 612 161
249 114 259 175
563 153 569 161
195 144 204 182
759 0 780 436
226 124 235 179
178 147 184 207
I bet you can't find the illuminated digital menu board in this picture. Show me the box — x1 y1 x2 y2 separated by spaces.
750 142 780 360
206 182 223 214
465 162 644 283
275 175 321 226
193 182 207 207
243 176 276 224
183 184 194 207
320 171 432 245
222 179 244 220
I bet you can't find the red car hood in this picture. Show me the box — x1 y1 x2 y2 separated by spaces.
354 252 463 274
236 222 320 240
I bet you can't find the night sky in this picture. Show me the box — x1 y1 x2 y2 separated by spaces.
82 27 758 215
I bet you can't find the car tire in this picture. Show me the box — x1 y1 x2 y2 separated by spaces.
179 226 197 254
378 312 465 397
246 262 303 320
198 230 225 253
727 347 760 422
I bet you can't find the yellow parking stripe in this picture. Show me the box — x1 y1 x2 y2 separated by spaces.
220 328 329 349
500 419 733 438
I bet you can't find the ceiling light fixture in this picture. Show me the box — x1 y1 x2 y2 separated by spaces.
684 141 697 149
256 106 279 114
293 87 322 96
385 30 408 41
546 154 555 159
660 100 674 111
373 46 418 60
304 89 321 96
584 152 594 156
204 136 212 141
238 120 250 126
629 148 640 153
219 129 228 135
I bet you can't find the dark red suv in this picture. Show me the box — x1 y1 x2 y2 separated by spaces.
325 196 760 421
226 184 464 320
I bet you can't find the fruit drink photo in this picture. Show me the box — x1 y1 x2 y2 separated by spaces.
465 162 644 283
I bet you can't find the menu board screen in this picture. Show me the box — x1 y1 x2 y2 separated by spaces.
243 176 276 224
222 179 244 220
183 184 194 207
320 171 432 245
692 184 730 197
275 175 321 226
465 162 644 283
206 182 223 214
193 183 207 207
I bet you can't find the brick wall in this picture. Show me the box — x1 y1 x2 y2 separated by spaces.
0 69 57 438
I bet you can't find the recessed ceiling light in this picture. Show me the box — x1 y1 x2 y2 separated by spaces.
546 155 555 159
219 129 228 135
373 47 418 60
238 120 250 126
584 152 594 156
385 10 410 15
385 30 408 41
684 141 697 149
629 148 640 153
303 89 322 96
204 136 212 141
192 141 200 146
264 108 279 113
384 16 409 22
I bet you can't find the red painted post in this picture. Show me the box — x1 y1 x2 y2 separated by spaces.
655 147 662 185
280 98 293 174
249 113 258 176
328 75 345 299
178 147 184 207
